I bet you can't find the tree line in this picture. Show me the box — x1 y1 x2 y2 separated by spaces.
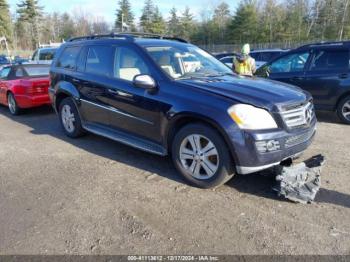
0 0 349 51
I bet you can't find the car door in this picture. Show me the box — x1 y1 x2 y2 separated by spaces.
74 45 114 127
302 48 350 110
257 51 311 87
104 45 162 143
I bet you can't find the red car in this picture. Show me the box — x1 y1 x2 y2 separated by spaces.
0 64 51 115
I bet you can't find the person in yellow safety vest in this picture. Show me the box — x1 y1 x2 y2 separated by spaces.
233 43 256 76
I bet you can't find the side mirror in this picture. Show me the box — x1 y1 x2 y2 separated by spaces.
133 74 157 91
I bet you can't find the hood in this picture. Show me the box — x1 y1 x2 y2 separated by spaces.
180 75 310 111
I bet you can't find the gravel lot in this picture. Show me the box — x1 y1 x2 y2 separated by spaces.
0 105 349 255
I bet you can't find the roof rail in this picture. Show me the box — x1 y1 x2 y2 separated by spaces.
68 32 188 43
297 40 350 49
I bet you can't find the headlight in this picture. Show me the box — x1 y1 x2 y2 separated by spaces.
228 104 278 130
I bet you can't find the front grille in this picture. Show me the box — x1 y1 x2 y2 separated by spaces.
280 102 315 129
285 128 315 148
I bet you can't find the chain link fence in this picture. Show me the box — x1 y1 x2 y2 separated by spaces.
199 40 349 53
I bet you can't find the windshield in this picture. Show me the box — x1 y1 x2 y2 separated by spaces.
39 49 57 60
25 66 50 76
145 45 233 79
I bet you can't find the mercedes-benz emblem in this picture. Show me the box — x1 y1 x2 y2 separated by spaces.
305 107 313 124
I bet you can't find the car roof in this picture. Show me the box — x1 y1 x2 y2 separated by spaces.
250 49 288 53
37 47 58 51
296 40 350 50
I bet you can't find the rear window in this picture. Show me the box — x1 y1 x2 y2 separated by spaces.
25 66 50 76
310 50 350 71
56 46 81 70
39 49 57 60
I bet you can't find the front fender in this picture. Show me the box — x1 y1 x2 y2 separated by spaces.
164 111 240 166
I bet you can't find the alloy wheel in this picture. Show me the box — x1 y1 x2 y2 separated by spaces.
61 104 76 133
342 101 350 121
179 134 219 180
8 95 16 114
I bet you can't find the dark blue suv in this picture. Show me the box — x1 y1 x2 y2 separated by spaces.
256 41 350 124
49 33 316 188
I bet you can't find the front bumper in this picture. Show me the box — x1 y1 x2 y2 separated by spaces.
234 122 316 174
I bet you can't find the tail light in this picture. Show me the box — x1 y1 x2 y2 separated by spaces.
25 81 49 94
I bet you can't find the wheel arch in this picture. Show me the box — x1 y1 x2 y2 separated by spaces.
54 81 80 112
336 91 350 112
166 113 238 165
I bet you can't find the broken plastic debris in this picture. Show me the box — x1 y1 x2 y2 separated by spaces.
274 155 325 204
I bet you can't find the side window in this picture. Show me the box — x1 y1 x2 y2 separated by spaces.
15 68 25 77
85 46 113 76
309 50 349 71
270 52 310 73
0 67 11 79
114 47 150 81
56 46 81 70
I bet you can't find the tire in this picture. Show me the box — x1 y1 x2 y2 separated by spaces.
58 97 85 138
171 123 235 189
7 93 21 115
337 95 350 124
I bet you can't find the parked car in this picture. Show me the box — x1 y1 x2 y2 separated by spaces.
250 49 289 68
219 53 239 68
0 64 51 115
214 52 238 60
49 33 316 188
256 41 350 124
0 55 11 70
31 47 58 64
13 56 30 64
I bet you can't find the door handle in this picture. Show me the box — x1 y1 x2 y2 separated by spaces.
72 78 80 83
108 89 132 98
338 73 348 79
108 88 118 94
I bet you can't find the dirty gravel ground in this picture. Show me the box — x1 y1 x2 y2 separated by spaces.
0 106 349 255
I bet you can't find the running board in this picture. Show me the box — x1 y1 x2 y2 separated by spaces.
82 123 167 156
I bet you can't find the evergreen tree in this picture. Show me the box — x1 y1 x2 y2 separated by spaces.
149 6 166 34
229 0 259 44
59 12 75 40
0 0 12 43
140 0 155 32
17 0 43 49
115 0 135 32
180 6 195 40
167 7 180 36
213 2 231 43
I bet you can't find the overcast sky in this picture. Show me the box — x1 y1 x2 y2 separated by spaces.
8 0 239 23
